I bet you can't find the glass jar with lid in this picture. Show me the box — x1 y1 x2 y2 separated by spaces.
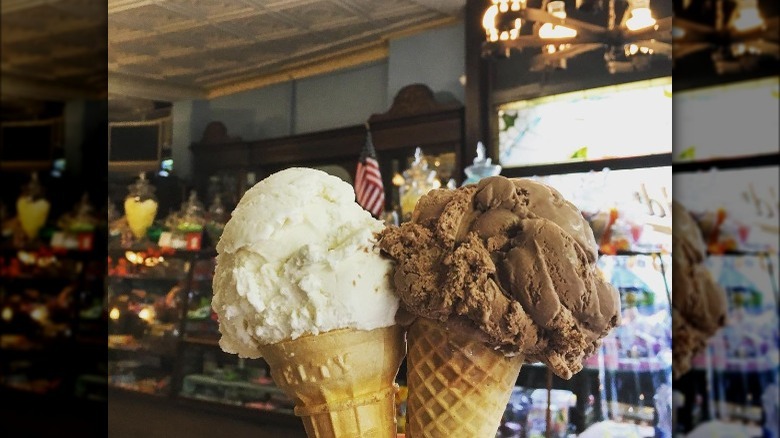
399 147 439 221
16 172 50 241
461 142 502 187
124 172 158 241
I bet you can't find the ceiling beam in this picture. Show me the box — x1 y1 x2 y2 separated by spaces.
108 72 207 101
107 0 156 14
207 42 389 99
0 0 60 14
0 74 100 100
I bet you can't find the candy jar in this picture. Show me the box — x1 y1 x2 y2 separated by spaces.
461 142 502 186
177 191 205 233
399 147 439 221
16 172 51 242
58 193 98 232
124 172 158 241
205 194 228 245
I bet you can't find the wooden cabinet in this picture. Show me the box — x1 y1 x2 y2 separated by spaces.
190 84 466 212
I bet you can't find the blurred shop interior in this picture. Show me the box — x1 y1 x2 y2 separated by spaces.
0 0 778 437
672 1 779 437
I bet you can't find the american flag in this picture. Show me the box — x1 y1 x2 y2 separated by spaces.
355 124 385 218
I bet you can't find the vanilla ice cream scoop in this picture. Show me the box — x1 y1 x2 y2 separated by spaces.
212 167 398 358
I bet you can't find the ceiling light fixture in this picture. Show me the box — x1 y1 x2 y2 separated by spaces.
625 43 654 56
482 0 525 42
730 0 764 32
481 0 671 72
538 1 578 39
626 0 657 31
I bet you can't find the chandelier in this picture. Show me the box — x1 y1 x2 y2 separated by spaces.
673 0 779 74
480 0 672 73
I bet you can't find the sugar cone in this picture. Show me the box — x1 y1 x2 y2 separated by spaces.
405 318 524 438
260 325 406 438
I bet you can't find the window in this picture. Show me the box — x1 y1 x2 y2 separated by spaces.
498 77 672 168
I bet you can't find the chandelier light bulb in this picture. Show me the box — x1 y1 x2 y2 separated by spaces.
483 5 500 41
731 0 764 32
539 1 578 39
483 1 523 42
626 0 657 31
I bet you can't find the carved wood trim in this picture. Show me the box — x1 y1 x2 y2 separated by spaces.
369 83 462 122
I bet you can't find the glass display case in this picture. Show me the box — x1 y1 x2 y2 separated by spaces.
176 257 297 416
0 246 106 401
106 249 299 423
107 248 189 396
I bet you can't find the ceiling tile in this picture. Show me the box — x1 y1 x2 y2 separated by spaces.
108 3 197 32
159 0 258 20
216 12 303 42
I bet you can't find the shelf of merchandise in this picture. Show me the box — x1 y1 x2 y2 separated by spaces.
106 247 302 429
0 243 106 403
105 241 676 434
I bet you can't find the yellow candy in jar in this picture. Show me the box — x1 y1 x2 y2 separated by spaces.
16 196 50 239
124 197 158 239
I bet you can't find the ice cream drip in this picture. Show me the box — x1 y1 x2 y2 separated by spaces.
461 142 502 187
399 147 439 221
124 172 158 240
16 172 50 240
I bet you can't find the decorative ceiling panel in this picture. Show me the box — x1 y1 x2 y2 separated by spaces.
109 0 464 99
108 4 198 32
159 0 257 20
1 0 107 99
219 13 303 42
2 0 464 102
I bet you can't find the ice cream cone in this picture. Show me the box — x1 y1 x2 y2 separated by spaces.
260 325 406 438
405 317 524 438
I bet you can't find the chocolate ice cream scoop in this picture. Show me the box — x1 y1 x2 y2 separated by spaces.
379 176 620 379
671 201 727 379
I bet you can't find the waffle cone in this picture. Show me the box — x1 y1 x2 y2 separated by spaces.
405 318 524 438
260 325 406 438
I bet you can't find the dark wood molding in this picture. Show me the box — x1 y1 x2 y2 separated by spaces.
672 153 780 173
191 84 466 212
501 153 672 178
368 83 460 122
